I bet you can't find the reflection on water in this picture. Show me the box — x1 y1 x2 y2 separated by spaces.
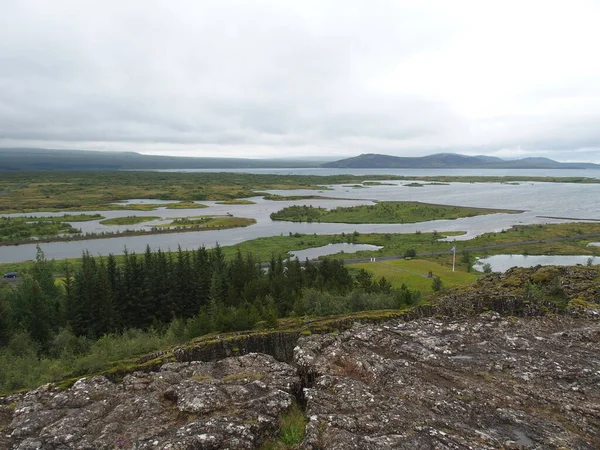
476 254 600 272
289 243 382 260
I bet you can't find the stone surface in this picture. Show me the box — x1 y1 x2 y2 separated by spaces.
1 353 298 449
297 314 600 449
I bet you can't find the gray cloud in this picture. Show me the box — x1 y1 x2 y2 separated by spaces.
1 0 600 161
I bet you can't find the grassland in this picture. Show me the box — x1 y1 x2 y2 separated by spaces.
165 201 209 209
215 199 256 205
155 216 255 229
0 171 406 213
349 259 480 292
99 216 161 225
0 214 103 244
270 202 521 223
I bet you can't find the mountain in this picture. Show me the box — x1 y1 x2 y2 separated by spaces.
322 152 600 169
0 148 326 171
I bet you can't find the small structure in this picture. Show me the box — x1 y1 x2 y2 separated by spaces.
3 272 17 279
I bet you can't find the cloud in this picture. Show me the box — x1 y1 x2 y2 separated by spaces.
1 0 600 161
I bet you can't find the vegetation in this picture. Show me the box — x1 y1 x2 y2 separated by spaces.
349 259 479 293
270 202 520 223
154 216 256 229
165 201 208 209
0 171 406 213
215 199 256 205
0 245 419 394
99 216 161 226
0 215 99 243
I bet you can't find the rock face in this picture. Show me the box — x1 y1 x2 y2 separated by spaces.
296 314 600 449
0 354 299 449
1 266 600 449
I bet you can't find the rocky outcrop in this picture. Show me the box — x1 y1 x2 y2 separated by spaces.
296 313 600 449
1 354 299 449
1 266 600 449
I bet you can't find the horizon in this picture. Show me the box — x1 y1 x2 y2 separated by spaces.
2 1 600 163
1 147 598 165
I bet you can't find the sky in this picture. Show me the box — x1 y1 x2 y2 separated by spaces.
1 0 600 162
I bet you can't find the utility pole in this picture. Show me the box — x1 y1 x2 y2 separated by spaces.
451 246 456 272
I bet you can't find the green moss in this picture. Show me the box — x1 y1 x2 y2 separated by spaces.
191 375 212 382
569 298 599 309
530 267 560 284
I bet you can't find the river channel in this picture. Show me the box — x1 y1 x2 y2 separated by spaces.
2 170 600 264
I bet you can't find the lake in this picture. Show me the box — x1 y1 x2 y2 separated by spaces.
289 243 382 260
2 168 600 263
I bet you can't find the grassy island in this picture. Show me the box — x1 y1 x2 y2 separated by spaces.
165 202 209 209
155 216 256 229
0 214 105 244
99 216 161 226
270 201 521 223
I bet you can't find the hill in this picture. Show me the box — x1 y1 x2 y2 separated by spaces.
0 148 323 171
322 152 600 169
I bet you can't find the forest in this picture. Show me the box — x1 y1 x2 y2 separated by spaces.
0 245 418 393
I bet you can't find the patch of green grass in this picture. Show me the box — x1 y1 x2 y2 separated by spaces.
279 401 307 446
155 216 256 229
165 201 209 209
262 194 336 201
48 213 104 222
270 201 521 224
362 181 397 186
99 216 161 225
215 199 256 205
349 259 480 293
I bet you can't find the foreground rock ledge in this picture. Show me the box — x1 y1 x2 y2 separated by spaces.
1 312 599 449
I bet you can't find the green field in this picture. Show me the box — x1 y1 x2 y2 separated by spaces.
155 216 256 229
270 201 521 223
165 201 209 209
349 259 480 293
99 216 161 225
215 199 256 205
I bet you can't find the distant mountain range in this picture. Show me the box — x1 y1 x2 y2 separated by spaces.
0 148 322 171
0 148 597 171
322 153 600 169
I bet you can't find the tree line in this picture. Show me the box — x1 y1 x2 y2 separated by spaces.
1 245 420 349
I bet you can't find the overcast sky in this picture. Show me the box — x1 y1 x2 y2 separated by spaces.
1 1 600 162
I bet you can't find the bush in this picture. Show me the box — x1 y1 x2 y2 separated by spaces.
404 249 416 258
431 277 443 292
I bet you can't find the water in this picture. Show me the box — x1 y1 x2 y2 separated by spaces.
289 243 382 260
476 254 600 272
2 169 600 264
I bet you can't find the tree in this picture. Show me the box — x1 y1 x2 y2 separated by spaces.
461 251 473 272
431 277 443 292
